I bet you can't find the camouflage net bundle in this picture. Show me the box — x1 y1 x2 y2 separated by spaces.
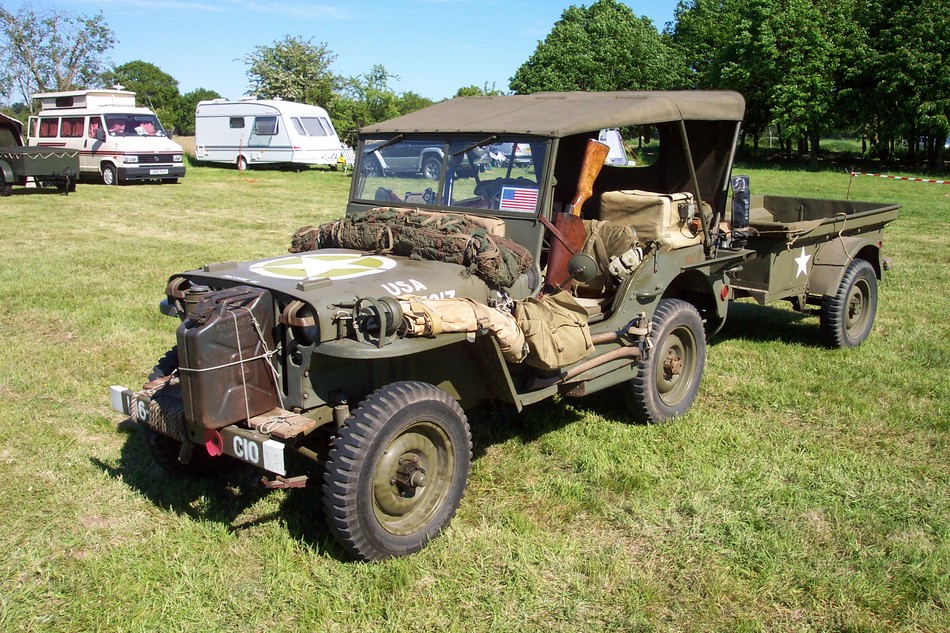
291 207 533 288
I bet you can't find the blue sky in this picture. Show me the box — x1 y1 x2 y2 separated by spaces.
23 1 680 101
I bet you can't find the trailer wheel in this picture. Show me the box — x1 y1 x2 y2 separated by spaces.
101 164 118 186
236 155 248 171
628 298 706 423
0 173 10 197
820 259 877 348
322 381 472 560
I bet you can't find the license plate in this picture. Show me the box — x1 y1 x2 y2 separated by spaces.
150 168 169 175
220 428 287 475
110 385 150 421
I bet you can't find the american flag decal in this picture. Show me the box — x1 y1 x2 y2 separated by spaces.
499 186 539 212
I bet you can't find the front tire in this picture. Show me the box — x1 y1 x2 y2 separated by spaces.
421 156 441 180
820 259 877 348
101 164 118 186
322 381 472 561
142 426 220 478
628 299 706 423
361 155 382 177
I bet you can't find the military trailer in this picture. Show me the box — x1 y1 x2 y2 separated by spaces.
0 113 78 195
110 91 899 560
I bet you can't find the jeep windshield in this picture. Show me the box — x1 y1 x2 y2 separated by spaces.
355 135 548 215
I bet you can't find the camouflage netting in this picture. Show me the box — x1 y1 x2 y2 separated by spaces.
290 207 533 288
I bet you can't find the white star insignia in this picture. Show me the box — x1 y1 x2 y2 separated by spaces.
794 247 811 278
250 253 396 281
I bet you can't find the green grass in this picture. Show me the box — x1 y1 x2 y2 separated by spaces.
1 164 947 631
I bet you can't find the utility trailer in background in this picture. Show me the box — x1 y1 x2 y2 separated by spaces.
0 113 78 195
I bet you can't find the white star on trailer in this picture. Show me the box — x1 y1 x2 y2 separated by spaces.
794 247 811 278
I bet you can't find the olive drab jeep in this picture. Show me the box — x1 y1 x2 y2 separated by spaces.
111 91 899 560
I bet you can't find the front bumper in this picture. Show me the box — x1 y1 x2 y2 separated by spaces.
109 385 287 475
117 165 186 181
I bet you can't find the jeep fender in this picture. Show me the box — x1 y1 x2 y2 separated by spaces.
807 236 881 298
309 334 520 413
627 246 741 339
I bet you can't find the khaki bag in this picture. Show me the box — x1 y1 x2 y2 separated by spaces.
398 297 527 364
574 219 639 296
514 291 593 370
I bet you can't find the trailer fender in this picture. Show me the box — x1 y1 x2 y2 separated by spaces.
0 159 14 184
807 236 881 297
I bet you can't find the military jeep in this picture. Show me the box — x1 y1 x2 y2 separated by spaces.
111 91 898 560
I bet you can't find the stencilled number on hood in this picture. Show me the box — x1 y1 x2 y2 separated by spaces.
380 279 455 300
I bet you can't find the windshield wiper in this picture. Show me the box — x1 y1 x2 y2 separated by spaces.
451 135 497 157
364 133 404 154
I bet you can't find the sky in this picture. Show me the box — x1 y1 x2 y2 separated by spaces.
13 0 681 102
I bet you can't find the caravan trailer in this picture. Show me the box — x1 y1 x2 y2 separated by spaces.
28 89 185 185
194 99 346 169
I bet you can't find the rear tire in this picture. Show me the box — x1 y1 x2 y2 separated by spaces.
628 299 706 423
820 259 877 348
322 381 472 560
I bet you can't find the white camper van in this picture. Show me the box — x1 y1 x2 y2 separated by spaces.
27 89 185 185
194 99 346 169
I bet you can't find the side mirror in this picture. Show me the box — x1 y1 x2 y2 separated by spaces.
95 128 105 141
568 253 598 283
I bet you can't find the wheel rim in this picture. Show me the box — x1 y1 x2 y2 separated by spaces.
844 278 871 336
423 160 440 179
371 420 454 536
362 160 380 177
103 168 114 185
656 325 697 407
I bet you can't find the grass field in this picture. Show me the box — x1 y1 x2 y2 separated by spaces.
0 162 947 632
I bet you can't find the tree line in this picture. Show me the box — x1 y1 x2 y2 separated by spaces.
2 1 947 170
512 0 948 171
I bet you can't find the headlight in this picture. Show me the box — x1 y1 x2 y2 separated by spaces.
173 154 183 162
123 155 138 164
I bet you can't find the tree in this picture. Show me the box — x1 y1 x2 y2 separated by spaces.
102 61 179 111
845 0 949 169
0 5 115 109
671 0 778 154
331 65 432 142
244 35 336 106
510 0 685 94
170 88 221 136
455 83 505 97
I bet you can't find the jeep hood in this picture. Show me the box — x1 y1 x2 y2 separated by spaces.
177 248 491 307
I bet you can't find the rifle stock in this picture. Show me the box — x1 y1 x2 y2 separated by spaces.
543 139 610 293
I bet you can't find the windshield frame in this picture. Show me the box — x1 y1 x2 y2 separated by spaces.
352 133 552 219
